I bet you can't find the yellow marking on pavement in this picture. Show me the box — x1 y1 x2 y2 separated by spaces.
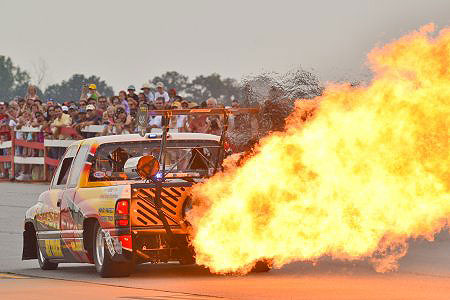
0 273 29 279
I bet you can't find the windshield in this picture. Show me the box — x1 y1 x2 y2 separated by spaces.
89 140 220 181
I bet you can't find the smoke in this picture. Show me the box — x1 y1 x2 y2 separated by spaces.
228 69 324 151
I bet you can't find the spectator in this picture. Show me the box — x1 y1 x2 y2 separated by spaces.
62 105 69 115
204 98 222 135
97 96 108 114
181 99 189 109
87 84 100 101
141 83 154 103
113 95 122 107
0 131 11 178
188 101 208 133
68 105 79 123
114 106 132 134
102 106 116 125
154 82 170 103
25 85 40 102
168 88 177 102
50 106 72 139
31 111 48 129
206 97 217 108
176 100 189 132
85 104 100 125
148 97 166 130
46 105 55 122
117 92 131 113
0 102 9 125
229 100 247 131
7 101 19 123
128 99 138 119
74 105 99 138
138 93 147 103
34 98 43 111
87 97 97 106
31 103 40 114
74 108 87 127
30 111 47 180
18 98 26 113
79 99 87 111
127 85 139 101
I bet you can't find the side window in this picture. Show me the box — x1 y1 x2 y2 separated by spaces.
51 145 78 188
67 144 90 188
57 157 74 186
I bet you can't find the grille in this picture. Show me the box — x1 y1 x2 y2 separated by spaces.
131 187 189 227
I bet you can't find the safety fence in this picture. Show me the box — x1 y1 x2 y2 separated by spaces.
0 125 105 182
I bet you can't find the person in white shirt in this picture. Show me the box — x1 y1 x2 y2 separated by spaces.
176 99 189 132
141 83 155 103
154 82 170 103
148 97 166 130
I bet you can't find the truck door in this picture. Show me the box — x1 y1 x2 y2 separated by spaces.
60 144 90 262
36 145 77 260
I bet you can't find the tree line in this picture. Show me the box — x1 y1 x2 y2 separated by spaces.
0 56 241 104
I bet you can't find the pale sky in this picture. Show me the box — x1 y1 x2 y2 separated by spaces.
0 0 448 91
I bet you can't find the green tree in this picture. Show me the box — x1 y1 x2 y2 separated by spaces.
187 73 240 104
44 74 114 102
150 71 190 94
0 55 35 100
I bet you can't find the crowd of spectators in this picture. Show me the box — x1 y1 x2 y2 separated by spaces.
0 82 247 181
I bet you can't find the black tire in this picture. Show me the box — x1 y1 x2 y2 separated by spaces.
37 240 58 270
93 223 131 278
250 260 271 273
178 255 196 265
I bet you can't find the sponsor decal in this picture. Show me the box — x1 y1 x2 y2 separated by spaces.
68 240 83 252
45 239 63 257
98 207 114 215
93 171 106 179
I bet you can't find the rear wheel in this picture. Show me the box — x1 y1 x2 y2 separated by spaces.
93 223 131 277
178 255 196 265
250 260 271 273
37 240 58 270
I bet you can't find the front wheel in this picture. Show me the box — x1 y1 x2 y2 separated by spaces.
93 223 131 277
37 240 58 270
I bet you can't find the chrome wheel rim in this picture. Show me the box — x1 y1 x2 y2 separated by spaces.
96 228 104 266
38 244 45 262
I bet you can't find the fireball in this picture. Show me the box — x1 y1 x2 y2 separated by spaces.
188 24 450 274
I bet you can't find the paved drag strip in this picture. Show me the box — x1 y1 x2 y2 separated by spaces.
0 204 30 209
0 272 31 279
0 230 22 235
4 272 226 300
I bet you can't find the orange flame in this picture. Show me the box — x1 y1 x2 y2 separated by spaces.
188 24 450 274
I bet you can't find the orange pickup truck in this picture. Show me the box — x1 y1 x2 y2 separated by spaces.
22 132 222 277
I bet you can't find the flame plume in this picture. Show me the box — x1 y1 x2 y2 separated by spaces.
188 24 450 274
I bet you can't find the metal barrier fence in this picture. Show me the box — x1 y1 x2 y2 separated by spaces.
0 125 105 181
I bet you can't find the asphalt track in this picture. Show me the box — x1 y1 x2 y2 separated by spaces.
0 182 448 300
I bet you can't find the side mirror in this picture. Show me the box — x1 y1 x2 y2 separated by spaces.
124 155 160 180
